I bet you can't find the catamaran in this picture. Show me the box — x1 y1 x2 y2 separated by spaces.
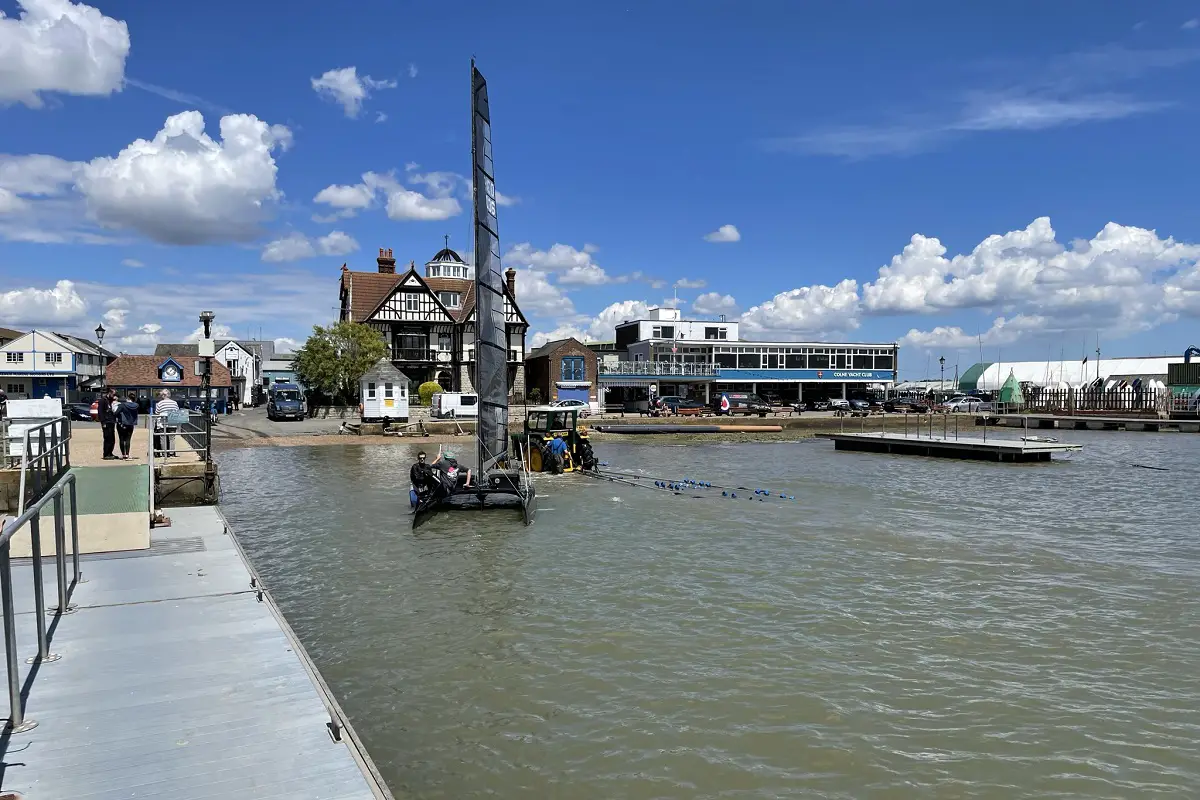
412 61 536 529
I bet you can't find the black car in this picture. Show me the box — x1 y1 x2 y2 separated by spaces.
66 402 95 421
807 399 831 411
848 399 870 411
713 392 772 417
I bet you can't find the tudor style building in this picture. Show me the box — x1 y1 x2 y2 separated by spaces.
338 245 528 398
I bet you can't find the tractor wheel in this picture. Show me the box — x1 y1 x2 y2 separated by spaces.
529 445 544 472
580 441 596 471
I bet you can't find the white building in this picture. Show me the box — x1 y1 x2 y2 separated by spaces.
958 356 1184 392
0 330 113 401
604 307 898 403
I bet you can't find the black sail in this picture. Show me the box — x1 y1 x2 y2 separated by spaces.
472 62 509 474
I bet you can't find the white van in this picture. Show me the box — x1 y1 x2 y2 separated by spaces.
431 392 479 419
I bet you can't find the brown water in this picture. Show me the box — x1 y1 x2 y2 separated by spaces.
218 432 1200 798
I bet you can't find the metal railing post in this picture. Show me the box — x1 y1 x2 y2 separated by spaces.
1 544 36 733
27 515 58 664
69 479 83 585
51 493 74 615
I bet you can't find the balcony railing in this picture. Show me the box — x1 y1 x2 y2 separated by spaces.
599 361 719 377
392 348 449 362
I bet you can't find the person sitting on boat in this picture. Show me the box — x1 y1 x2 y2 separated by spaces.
410 450 434 508
433 447 473 490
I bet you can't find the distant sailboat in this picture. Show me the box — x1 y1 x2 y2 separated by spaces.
412 61 535 529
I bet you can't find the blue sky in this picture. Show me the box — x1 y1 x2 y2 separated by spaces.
3 0 1200 378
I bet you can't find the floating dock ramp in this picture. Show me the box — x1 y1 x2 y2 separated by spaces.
817 432 1081 462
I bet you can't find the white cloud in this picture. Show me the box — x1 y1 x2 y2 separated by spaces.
509 269 574 317
674 278 707 289
374 111 387 123
558 264 611 286
386 187 461 221
1183 18 1199 30
261 230 359 262
773 47 1196 158
740 280 861 340
117 322 162 350
313 170 462 222
0 0 130 107
407 63 418 78
703 224 741 243
311 66 396 118
504 241 618 284
0 279 87 326
77 110 292 245
530 299 653 348
273 336 300 353
121 258 143 267
0 153 78 196
692 292 739 316
0 188 24 213
101 304 128 332
530 325 587 348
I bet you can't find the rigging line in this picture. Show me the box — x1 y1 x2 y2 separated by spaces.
596 467 753 492
580 470 713 499
1127 463 1170 472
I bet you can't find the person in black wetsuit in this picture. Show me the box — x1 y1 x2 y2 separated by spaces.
410 451 434 507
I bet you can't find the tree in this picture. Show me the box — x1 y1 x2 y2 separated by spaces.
417 381 442 406
294 322 388 403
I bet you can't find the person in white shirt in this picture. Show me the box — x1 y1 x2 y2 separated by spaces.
154 389 181 458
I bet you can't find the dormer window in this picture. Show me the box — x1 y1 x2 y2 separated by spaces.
438 291 461 309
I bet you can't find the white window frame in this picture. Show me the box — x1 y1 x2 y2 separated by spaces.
6 352 24 363
404 294 420 312
367 382 376 399
45 352 63 364
384 382 394 398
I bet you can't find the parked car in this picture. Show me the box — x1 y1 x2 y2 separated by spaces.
807 399 831 412
550 398 591 417
829 398 850 410
713 392 772 417
66 402 95 421
432 392 480 419
848 398 870 411
942 397 990 413
660 396 705 414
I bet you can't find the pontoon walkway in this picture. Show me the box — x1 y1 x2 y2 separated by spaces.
1 503 392 800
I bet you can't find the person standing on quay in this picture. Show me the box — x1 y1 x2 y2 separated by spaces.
154 389 180 458
98 387 118 460
115 391 139 460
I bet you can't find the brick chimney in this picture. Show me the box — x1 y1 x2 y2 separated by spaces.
377 247 396 274
505 266 516 298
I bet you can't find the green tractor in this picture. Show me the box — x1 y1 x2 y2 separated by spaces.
512 406 598 474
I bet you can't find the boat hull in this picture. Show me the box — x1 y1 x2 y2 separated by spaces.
411 484 536 530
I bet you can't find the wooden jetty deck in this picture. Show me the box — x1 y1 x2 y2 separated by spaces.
2 504 392 800
818 432 1082 462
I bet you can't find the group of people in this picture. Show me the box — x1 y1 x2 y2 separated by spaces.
96 388 142 460
96 389 182 461
408 447 474 508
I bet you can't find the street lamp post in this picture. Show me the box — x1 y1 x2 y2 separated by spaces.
939 356 945 394
199 312 215 482
94 324 105 345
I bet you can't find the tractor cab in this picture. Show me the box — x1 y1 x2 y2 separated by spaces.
513 406 597 474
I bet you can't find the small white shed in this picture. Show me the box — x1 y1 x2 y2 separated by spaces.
360 359 410 423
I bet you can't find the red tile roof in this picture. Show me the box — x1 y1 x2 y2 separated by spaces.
106 355 233 388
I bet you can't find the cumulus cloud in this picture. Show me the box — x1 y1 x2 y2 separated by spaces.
505 242 619 285
864 217 1200 347
311 66 396 118
0 188 24 213
509 269 574 318
675 278 706 289
312 170 462 222
529 299 651 348
183 322 233 344
261 230 359 262
76 110 292 244
692 292 739 316
740 280 861 340
117 322 163 350
0 0 130 107
273 336 300 353
703 224 741 243
0 279 88 325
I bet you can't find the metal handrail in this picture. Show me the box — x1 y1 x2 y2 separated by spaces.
15 416 71 517
1 469 82 733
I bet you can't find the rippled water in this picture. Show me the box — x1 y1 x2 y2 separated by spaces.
218 432 1200 798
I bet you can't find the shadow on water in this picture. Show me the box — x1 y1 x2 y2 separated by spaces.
218 434 1200 799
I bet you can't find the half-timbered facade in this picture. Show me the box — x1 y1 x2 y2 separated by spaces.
339 246 528 398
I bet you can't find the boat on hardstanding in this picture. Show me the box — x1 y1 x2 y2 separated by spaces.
412 61 536 530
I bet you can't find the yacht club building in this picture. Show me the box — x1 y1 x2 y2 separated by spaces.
599 307 897 404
